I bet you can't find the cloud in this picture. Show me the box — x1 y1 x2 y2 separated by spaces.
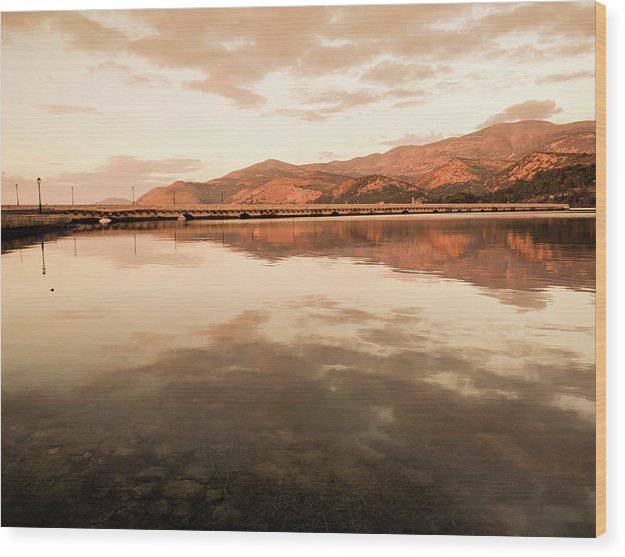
185 79 266 109
380 131 445 148
2 157 204 204
272 108 328 122
471 1 594 40
391 99 426 110
272 87 424 121
91 61 168 87
319 151 337 160
477 99 563 129
40 104 99 115
1 3 595 110
2 11 127 52
361 61 440 86
536 70 594 84
306 89 384 111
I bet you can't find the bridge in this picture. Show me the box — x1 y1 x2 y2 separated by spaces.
2 202 570 229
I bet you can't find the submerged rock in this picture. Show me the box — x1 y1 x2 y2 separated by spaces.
163 479 204 500
172 501 193 524
212 504 241 523
130 482 158 499
113 447 137 457
302 449 325 464
182 463 212 482
205 488 224 503
136 466 168 481
148 499 170 517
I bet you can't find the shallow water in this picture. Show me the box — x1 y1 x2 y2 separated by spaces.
1 213 596 535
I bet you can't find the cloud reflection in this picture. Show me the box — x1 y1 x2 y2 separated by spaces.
3 303 594 535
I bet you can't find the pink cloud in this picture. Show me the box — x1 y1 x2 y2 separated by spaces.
380 131 445 148
40 104 99 115
536 70 594 84
2 3 595 112
477 99 563 129
361 61 440 86
2 157 204 204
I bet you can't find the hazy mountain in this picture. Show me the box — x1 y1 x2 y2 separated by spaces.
98 197 132 205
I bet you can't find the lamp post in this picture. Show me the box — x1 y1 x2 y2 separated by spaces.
71 186 75 205
15 184 19 206
220 190 224 204
37 177 42 214
172 190 176 206
131 185 135 205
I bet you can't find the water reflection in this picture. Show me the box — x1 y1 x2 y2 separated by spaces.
1 214 596 535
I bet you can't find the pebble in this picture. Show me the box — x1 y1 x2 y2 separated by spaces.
205 488 224 503
254 461 287 480
172 501 193 524
212 504 241 523
148 499 170 517
136 466 168 481
182 463 212 482
163 479 204 500
130 482 158 499
114 447 136 457
302 450 325 464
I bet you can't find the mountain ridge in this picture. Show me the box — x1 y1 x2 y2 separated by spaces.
137 119 596 207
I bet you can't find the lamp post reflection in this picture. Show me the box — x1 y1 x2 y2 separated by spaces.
40 241 46 276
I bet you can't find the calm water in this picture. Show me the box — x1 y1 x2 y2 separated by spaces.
1 214 596 535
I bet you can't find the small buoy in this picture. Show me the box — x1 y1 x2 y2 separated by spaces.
50 288 54 292
99 218 112 224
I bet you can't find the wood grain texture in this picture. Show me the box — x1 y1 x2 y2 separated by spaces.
595 0 606 538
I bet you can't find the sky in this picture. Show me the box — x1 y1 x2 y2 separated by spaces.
1 1 596 204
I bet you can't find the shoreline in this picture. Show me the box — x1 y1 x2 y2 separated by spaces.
1 206 595 239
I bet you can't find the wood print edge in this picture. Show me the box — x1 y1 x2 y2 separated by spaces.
595 0 606 538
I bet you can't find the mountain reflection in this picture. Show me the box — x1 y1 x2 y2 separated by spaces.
3 215 596 297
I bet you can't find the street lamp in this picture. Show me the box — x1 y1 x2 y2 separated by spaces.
131 185 135 205
15 184 19 206
172 190 176 206
71 186 75 205
37 177 42 214
220 189 224 204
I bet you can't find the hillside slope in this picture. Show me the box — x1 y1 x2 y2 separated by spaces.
426 152 596 207
137 120 596 206
305 120 595 179
318 175 424 204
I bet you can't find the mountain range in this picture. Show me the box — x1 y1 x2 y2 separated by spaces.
137 120 596 208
